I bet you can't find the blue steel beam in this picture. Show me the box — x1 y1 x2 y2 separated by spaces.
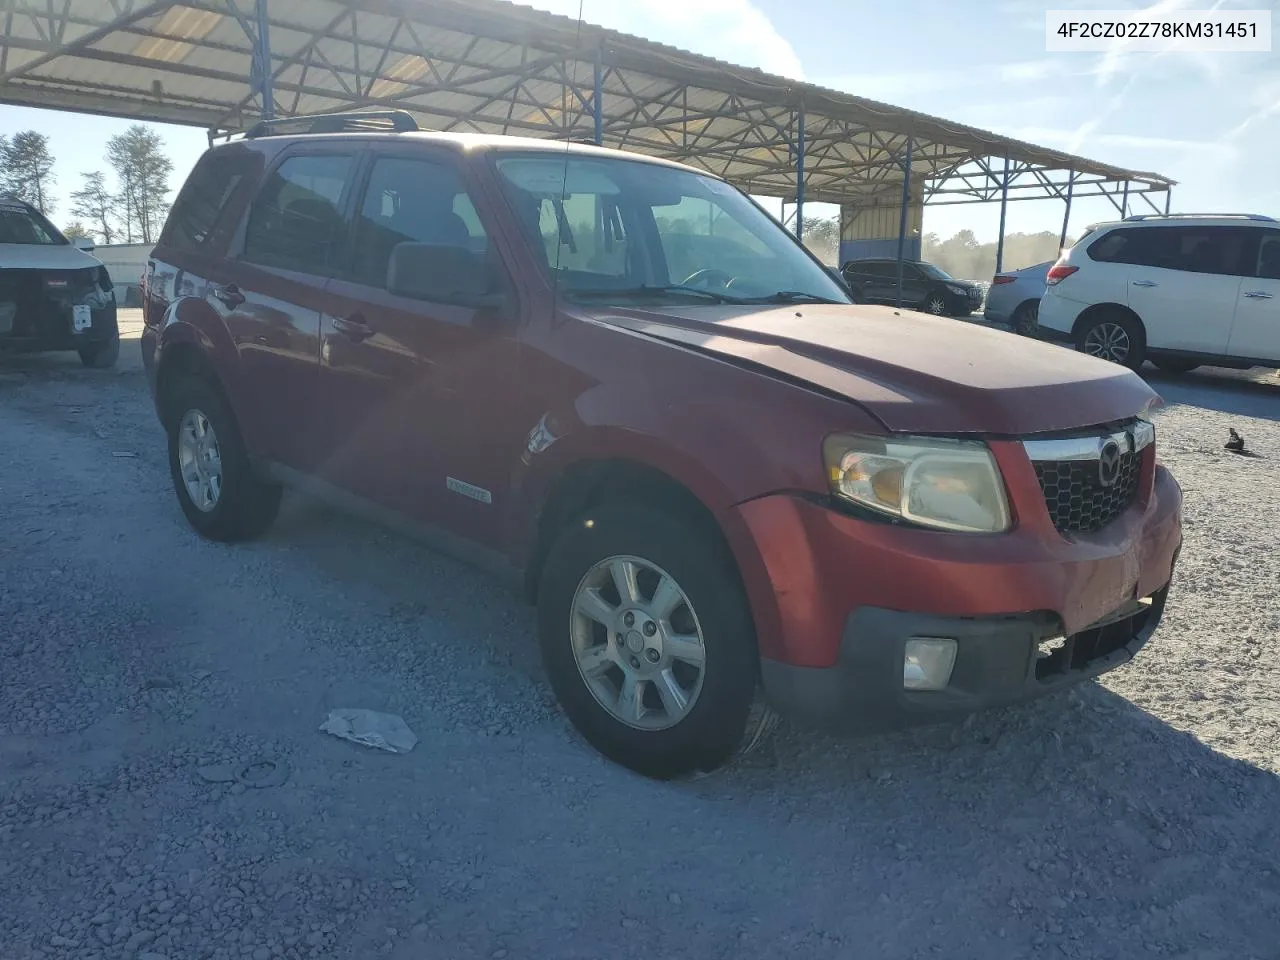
795 103 805 241
995 156 1010 273
1060 172 1074 250
592 45 603 144
894 135 914 309
254 0 274 120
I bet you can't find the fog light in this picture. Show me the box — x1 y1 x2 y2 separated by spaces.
904 638 957 691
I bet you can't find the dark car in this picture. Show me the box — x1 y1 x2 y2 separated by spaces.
0 195 120 367
841 257 983 316
141 113 1182 780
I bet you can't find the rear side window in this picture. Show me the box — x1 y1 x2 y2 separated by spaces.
853 262 890 277
1257 234 1280 280
347 156 488 288
165 151 251 252
1089 225 1252 276
243 153 353 275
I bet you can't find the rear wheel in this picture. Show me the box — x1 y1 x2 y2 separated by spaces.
165 376 281 542
1152 357 1201 374
78 335 119 369
1077 312 1146 371
537 505 759 779
1011 301 1039 336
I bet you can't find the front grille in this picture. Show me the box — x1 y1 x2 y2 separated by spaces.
1033 448 1141 534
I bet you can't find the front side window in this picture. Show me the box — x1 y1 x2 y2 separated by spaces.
918 262 953 280
243 153 353 274
494 154 848 305
0 201 64 245
349 156 488 288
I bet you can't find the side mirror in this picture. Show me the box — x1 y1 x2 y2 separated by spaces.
386 242 505 309
74 236 95 251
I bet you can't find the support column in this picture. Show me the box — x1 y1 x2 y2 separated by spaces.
995 156 1010 273
894 135 914 308
592 46 603 145
1164 189 1172 215
254 0 274 120
795 104 805 241
1121 180 1130 218
1059 173 1074 251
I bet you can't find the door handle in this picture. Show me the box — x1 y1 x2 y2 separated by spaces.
1132 280 1158 288
331 313 374 342
1244 291 1275 299
212 283 245 309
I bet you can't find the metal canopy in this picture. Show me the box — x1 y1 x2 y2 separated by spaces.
0 0 1174 214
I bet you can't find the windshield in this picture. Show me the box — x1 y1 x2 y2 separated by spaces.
919 262 953 281
493 154 849 306
0 202 66 245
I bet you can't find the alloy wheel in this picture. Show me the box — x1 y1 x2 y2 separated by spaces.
569 555 707 731
925 296 946 315
177 408 223 512
1083 321 1130 364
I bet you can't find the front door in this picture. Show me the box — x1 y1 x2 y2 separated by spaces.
1227 230 1280 363
218 150 357 473
317 151 524 547
1124 225 1248 354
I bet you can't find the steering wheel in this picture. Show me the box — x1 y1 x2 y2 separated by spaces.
681 268 733 290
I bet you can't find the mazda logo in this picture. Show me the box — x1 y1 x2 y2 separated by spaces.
1098 440 1122 487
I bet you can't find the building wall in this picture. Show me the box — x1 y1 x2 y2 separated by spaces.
92 243 153 305
838 181 924 266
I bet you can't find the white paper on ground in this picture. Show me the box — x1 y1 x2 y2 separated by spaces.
319 708 418 754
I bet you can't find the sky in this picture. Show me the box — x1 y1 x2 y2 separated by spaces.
1 0 1277 244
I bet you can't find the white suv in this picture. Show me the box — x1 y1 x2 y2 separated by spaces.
1038 213 1280 372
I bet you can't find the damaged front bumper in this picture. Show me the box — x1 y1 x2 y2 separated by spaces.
0 267 118 352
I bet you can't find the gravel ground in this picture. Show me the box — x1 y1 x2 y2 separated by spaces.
2 312 1279 959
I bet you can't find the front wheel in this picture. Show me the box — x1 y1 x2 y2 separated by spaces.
1077 313 1146 371
537 505 759 779
921 293 948 315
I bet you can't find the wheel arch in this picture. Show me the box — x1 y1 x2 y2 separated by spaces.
522 457 743 608
1072 302 1146 345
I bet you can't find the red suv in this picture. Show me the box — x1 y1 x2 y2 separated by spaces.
142 113 1182 779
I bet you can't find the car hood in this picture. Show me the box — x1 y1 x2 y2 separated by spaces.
0 243 103 271
584 303 1157 435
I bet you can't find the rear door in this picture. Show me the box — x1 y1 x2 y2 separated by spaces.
317 150 525 546
217 149 357 474
1227 229 1280 362
854 261 893 302
1119 225 1248 353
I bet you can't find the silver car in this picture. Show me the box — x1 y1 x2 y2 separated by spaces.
983 260 1052 335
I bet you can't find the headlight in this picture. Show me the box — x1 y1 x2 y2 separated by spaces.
946 283 967 295
823 433 1011 533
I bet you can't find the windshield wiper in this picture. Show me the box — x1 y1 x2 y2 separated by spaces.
565 284 748 304
747 290 845 305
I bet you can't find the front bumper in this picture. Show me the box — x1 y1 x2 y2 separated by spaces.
761 580 1172 731
733 460 1182 730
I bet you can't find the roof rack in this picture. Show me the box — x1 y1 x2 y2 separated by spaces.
242 110 419 139
1123 213 1277 222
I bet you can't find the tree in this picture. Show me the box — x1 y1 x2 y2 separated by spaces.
62 221 93 241
106 125 173 244
70 171 119 245
0 130 57 214
801 215 840 265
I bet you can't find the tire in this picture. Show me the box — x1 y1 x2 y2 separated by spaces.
1011 301 1039 336
78 335 120 369
1152 357 1201 374
921 292 948 315
165 375 281 542
537 504 759 779
1076 311 1146 371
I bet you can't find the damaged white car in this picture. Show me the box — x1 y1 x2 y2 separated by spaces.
0 196 119 368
